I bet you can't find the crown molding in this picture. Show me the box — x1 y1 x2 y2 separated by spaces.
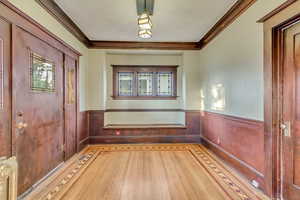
90 41 200 50
257 0 297 23
197 0 257 49
35 0 257 50
35 0 91 47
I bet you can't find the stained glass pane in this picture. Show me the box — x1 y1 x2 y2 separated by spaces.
30 52 55 92
118 72 134 96
138 72 153 96
157 72 173 96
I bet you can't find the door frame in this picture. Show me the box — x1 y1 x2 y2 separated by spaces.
262 0 300 199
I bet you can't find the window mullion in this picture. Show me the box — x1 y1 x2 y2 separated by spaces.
134 71 138 96
153 72 157 96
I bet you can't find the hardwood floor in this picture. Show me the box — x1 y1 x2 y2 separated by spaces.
24 144 268 200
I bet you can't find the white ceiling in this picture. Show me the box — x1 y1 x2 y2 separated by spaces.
54 0 238 42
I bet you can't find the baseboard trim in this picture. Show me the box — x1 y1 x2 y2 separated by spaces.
78 137 89 151
201 137 265 191
89 135 201 144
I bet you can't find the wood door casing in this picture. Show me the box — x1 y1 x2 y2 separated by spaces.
282 21 300 200
64 55 77 160
0 18 11 158
12 26 65 195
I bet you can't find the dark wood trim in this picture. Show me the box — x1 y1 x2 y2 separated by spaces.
197 0 257 49
0 0 81 57
111 96 178 100
257 0 297 23
201 137 265 189
32 0 257 50
90 41 200 50
94 109 199 112
111 65 179 68
35 0 90 47
78 137 89 151
200 111 265 191
105 109 184 112
89 135 201 144
112 65 178 100
263 2 300 198
203 111 264 124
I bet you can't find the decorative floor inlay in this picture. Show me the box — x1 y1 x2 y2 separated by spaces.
24 144 268 200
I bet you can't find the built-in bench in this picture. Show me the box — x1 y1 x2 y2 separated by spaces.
103 124 187 129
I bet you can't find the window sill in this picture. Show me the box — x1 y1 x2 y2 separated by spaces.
111 96 179 100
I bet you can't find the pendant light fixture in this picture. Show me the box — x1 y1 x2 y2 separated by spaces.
138 29 152 39
136 0 154 39
138 13 152 30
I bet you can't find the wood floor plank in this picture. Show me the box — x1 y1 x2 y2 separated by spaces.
25 144 269 200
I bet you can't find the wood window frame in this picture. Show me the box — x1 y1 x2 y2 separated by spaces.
112 65 178 100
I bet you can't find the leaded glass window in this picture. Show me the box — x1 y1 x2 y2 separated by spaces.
113 66 177 99
118 72 134 96
30 52 55 92
138 72 153 96
157 72 173 96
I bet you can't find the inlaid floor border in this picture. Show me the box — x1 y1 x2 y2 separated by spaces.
24 144 268 200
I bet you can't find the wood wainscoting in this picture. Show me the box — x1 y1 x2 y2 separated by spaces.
78 111 89 151
88 110 201 144
200 111 265 192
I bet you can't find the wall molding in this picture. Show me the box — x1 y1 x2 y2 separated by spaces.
105 109 185 112
200 111 265 191
197 0 257 49
201 137 265 189
257 0 297 23
90 41 200 50
90 135 200 144
0 0 81 57
35 0 90 47
203 111 264 124
34 0 257 50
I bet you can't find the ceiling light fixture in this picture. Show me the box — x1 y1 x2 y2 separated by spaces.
138 13 152 30
136 0 154 39
138 29 152 39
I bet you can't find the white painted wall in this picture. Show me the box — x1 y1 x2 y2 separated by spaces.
197 0 286 121
8 0 89 111
87 50 201 125
8 0 285 123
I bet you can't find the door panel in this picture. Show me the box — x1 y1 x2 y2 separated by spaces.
12 26 64 195
282 21 300 200
0 18 11 157
64 55 77 159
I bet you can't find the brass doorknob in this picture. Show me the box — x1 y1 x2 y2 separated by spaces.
16 122 28 129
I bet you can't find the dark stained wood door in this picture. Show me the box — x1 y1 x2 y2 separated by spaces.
12 26 65 195
64 55 77 160
0 18 11 158
282 21 300 200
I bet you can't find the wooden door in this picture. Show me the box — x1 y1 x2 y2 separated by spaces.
64 55 77 160
0 18 11 158
282 21 300 200
12 26 65 195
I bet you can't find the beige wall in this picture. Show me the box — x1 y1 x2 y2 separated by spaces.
8 0 283 123
198 0 285 121
87 50 201 125
8 0 89 111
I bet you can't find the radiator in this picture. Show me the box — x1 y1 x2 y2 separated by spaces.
0 157 18 200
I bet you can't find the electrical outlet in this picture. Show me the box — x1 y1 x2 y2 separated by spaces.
251 180 259 188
